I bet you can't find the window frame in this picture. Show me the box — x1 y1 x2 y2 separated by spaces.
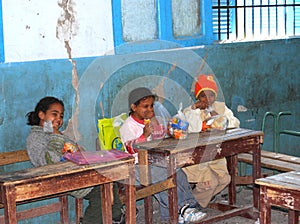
111 0 214 50
212 0 300 42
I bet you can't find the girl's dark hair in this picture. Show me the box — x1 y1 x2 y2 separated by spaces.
26 96 64 126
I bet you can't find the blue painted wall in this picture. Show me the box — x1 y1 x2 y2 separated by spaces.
1 39 299 158
0 38 299 223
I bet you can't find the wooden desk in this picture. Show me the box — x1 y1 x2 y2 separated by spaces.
256 171 300 224
0 157 136 224
136 128 263 224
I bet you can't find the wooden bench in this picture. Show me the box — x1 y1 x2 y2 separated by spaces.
237 150 300 184
255 171 300 224
0 149 83 223
113 151 176 224
238 111 300 183
96 137 176 223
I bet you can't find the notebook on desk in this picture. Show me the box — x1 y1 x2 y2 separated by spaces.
63 149 131 165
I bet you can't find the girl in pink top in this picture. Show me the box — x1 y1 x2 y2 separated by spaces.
120 87 207 223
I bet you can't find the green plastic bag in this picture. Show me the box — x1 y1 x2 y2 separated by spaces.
97 113 127 151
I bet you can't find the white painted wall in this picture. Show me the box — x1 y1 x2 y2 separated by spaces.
2 0 114 62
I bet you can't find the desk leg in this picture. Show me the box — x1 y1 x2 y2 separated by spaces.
288 210 299 224
2 185 17 224
75 198 83 224
259 186 271 224
227 155 237 205
59 195 69 223
138 150 153 224
101 183 113 224
168 155 178 224
252 138 261 209
144 195 153 224
125 164 136 224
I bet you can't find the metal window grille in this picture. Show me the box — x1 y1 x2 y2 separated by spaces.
213 0 300 41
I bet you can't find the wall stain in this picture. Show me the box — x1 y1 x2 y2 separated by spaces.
152 62 177 103
287 83 296 101
56 0 80 141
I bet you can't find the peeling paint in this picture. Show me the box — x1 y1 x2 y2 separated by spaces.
267 189 295 209
283 195 294 208
56 0 81 140
56 0 78 42
216 144 222 154
237 105 248 112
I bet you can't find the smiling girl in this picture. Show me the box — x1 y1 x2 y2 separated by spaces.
26 96 72 165
26 96 124 224
120 87 207 223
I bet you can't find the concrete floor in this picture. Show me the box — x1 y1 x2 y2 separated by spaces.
135 186 297 224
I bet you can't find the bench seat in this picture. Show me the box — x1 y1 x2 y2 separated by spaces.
0 149 83 224
238 150 300 172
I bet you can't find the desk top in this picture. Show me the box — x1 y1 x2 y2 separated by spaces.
135 128 263 167
0 155 134 185
255 171 300 191
135 128 263 154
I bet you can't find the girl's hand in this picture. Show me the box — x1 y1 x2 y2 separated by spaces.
192 100 208 110
143 123 152 138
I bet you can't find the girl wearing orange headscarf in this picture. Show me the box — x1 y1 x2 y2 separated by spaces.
183 74 240 208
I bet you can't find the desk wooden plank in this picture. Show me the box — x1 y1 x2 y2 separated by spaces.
136 128 262 169
0 157 134 201
0 150 29 166
0 156 136 224
0 163 132 202
135 128 263 154
256 171 300 190
259 151 300 165
257 171 300 223
238 153 300 172
136 128 263 224
0 157 133 184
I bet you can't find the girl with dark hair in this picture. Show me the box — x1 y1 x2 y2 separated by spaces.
26 96 124 224
120 87 207 223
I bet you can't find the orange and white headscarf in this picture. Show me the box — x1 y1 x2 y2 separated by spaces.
194 74 218 99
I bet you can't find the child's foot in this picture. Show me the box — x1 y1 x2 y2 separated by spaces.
178 204 207 223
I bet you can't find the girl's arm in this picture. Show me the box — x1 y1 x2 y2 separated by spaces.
46 134 78 164
224 105 240 128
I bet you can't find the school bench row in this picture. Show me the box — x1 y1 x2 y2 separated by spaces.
238 117 300 224
0 149 137 224
0 149 178 223
0 149 83 223
237 150 300 185
1 128 299 224
256 171 300 224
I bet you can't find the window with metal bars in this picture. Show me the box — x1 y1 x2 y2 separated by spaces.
213 0 300 41
112 0 214 51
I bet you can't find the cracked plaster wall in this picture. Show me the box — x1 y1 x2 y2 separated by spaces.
0 1 299 223
1 39 299 224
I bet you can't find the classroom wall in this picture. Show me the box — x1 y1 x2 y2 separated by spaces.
2 40 300 223
1 38 299 157
0 0 299 223
2 0 114 62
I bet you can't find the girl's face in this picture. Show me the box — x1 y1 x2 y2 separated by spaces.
131 96 154 120
197 90 216 107
38 103 64 132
